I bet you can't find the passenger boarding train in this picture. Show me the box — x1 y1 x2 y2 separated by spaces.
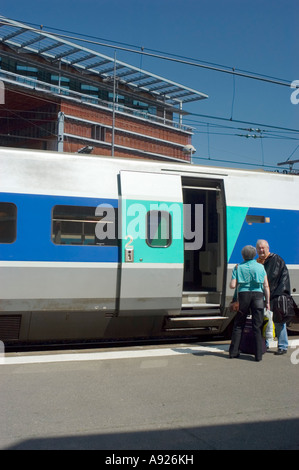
0 147 298 344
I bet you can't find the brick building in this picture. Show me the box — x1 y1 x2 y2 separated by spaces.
0 16 208 162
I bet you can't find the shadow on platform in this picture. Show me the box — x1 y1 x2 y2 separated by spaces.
6 417 299 450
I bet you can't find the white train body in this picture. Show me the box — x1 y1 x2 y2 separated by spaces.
0 147 298 343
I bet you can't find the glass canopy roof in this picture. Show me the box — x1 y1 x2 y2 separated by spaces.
0 16 208 107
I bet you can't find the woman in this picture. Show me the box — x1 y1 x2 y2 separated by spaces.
229 245 270 362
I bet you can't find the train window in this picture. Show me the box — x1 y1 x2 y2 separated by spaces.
146 210 172 248
246 215 270 225
52 205 118 246
0 202 17 243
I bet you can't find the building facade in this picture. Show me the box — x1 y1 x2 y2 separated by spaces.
0 16 208 162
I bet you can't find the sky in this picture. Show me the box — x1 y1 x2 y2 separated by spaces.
1 0 298 171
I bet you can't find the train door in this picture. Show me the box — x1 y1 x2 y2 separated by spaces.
181 179 226 317
118 170 184 315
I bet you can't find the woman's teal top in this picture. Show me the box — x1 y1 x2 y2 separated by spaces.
232 259 266 292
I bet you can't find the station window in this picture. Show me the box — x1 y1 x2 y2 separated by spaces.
81 84 99 97
51 74 70 84
50 75 70 94
91 124 106 141
146 210 171 248
16 64 38 77
52 205 118 246
0 202 17 243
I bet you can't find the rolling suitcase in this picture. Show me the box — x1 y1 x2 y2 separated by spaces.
240 317 266 355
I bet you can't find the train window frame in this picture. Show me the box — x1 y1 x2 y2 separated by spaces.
51 205 118 246
146 210 172 248
0 202 17 244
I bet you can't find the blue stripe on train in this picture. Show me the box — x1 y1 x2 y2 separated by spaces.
229 207 299 265
0 192 119 262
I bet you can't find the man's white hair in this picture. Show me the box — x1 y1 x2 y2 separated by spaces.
256 239 269 248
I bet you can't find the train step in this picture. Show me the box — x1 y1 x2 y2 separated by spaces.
182 291 221 307
163 315 228 332
181 303 220 309
180 308 221 316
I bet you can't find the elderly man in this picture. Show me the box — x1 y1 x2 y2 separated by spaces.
256 239 291 355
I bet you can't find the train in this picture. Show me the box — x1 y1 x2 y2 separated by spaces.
0 146 298 345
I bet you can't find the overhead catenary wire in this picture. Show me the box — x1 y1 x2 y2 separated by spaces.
1 17 297 129
191 154 285 170
187 112 299 134
0 18 294 88
0 17 297 171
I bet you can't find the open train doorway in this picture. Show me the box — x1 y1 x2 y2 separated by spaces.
182 178 226 310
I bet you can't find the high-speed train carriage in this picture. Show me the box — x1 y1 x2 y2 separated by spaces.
0 147 298 344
